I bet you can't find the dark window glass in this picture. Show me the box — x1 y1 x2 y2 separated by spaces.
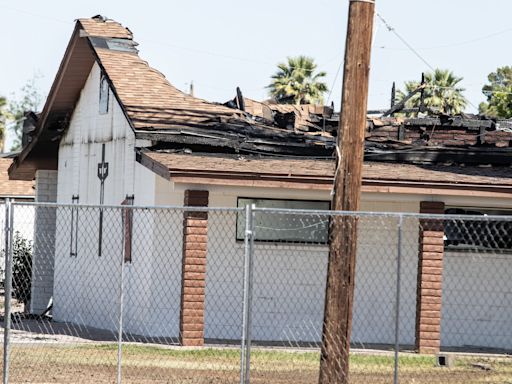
236 198 330 243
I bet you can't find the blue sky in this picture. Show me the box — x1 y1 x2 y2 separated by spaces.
1 0 511 147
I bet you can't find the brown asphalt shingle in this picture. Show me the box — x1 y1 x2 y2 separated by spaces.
146 152 512 187
79 18 133 39
79 18 247 131
0 159 34 197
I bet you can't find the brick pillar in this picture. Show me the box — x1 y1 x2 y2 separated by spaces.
180 190 209 346
415 201 445 354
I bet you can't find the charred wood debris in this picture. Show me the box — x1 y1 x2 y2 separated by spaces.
138 88 512 168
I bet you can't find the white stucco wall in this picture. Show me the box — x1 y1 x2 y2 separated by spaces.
51 63 183 336
171 184 421 345
29 171 58 313
170 184 512 349
56 63 141 206
441 251 512 350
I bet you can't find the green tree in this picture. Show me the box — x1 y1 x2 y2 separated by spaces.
7 75 43 151
397 69 467 115
0 96 7 152
478 66 512 118
267 56 328 105
12 231 33 310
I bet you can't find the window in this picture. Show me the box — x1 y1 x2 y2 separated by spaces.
444 207 512 251
99 74 109 114
236 198 330 243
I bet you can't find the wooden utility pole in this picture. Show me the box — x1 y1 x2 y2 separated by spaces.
319 1 375 384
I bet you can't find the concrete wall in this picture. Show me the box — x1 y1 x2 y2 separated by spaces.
442 251 512 350
30 170 58 314
200 186 420 345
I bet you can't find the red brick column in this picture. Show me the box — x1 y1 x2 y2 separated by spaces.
180 190 209 346
415 201 445 354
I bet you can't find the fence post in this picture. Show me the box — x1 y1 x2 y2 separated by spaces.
3 199 13 384
240 204 255 384
117 206 127 384
393 215 403 384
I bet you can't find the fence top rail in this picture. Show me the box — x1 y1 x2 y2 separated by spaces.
5 201 512 221
9 201 244 213
251 207 512 221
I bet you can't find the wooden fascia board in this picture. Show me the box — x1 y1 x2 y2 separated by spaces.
136 151 171 180
171 176 333 191
363 179 512 191
361 185 512 199
9 22 82 180
37 23 82 138
167 174 512 197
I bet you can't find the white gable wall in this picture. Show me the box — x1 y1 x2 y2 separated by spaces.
52 63 173 334
57 62 151 206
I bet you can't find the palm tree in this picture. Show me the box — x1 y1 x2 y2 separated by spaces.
267 56 328 105
396 69 467 115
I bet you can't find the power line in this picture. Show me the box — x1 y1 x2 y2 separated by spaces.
144 39 275 66
375 13 484 111
0 4 71 25
3 4 336 71
379 27 512 52
376 13 435 72
326 60 343 105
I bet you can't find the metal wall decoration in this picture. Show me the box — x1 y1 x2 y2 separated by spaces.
70 195 79 257
121 195 134 263
97 143 109 256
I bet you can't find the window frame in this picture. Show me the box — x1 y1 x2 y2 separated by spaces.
99 73 110 115
236 197 331 244
444 206 512 252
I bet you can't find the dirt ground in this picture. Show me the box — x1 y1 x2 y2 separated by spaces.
1 312 511 383
2 344 512 384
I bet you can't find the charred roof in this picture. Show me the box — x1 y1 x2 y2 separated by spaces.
9 15 512 182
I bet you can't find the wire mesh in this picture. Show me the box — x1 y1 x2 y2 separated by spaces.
246 209 403 383
2 202 512 383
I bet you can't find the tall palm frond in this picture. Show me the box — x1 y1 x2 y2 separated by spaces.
267 56 328 105
396 69 466 115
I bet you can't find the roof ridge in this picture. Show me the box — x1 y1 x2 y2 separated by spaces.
78 17 133 40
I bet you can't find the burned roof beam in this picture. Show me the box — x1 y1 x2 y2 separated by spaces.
135 122 335 145
365 146 512 165
382 83 426 117
404 117 495 129
136 130 334 156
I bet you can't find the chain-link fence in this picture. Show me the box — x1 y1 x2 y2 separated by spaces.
1 200 512 383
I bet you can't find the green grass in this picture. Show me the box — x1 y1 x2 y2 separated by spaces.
86 343 438 368
7 343 512 383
